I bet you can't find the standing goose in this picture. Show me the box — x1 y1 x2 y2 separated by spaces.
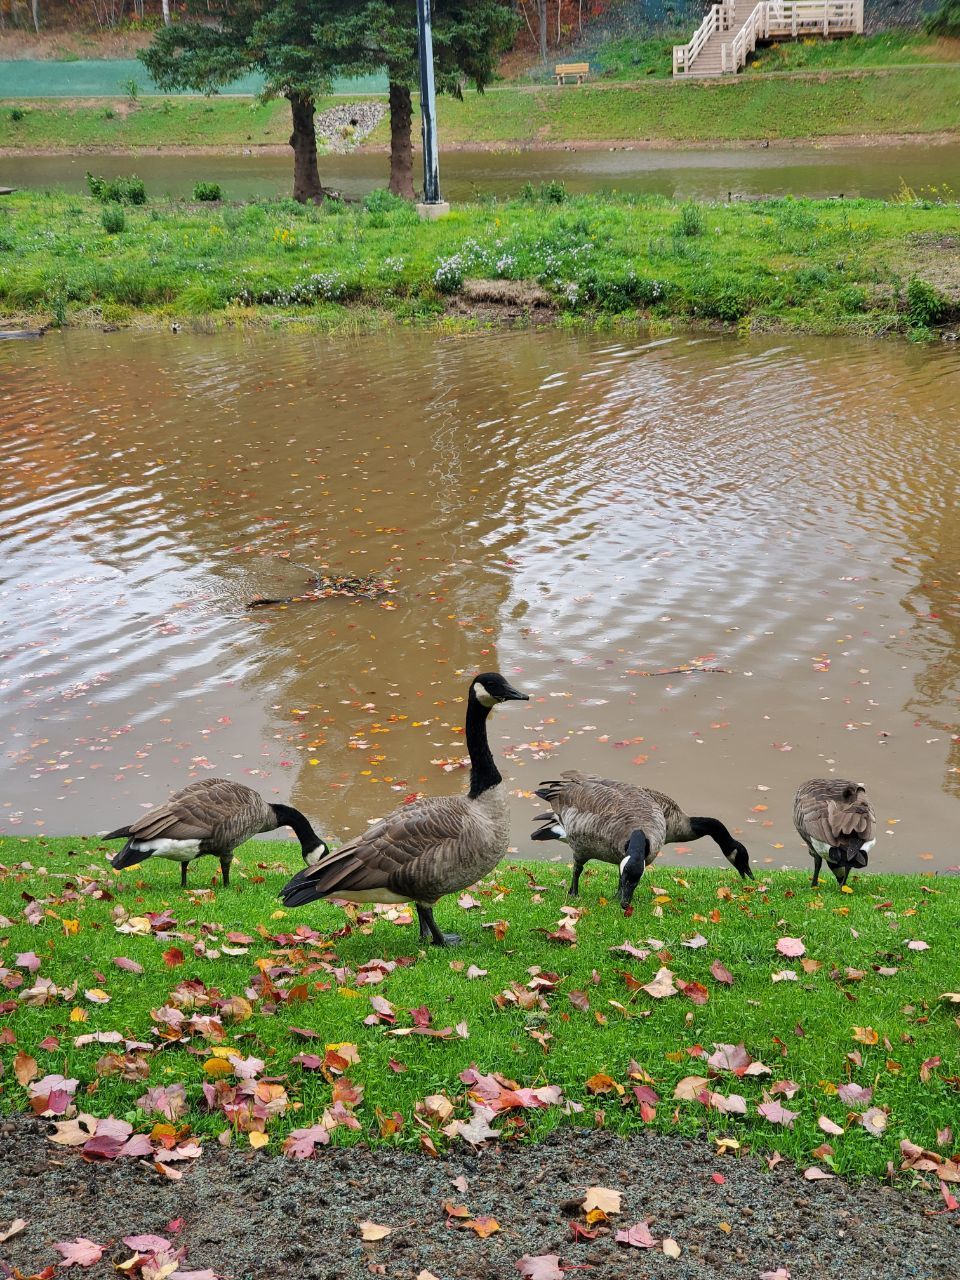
793 778 876 889
280 672 529 945
105 779 328 889
532 770 752 911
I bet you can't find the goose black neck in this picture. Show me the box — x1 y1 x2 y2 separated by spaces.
272 804 325 856
466 693 501 799
690 816 736 855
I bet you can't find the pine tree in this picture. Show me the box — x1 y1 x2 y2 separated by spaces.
141 0 339 203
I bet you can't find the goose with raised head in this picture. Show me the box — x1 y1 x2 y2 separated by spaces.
280 672 529 945
793 778 876 889
105 779 328 889
532 770 752 911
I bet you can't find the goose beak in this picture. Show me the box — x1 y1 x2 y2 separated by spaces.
501 684 529 701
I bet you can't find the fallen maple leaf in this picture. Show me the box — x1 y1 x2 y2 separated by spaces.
852 1026 879 1046
583 1186 621 1215
674 1075 709 1101
0 1218 28 1244
679 980 709 1005
163 947 185 968
859 1107 888 1137
462 1216 500 1238
616 1222 657 1248
585 1073 623 1096
757 1100 799 1128
516 1256 563 1280
776 937 805 958
818 1116 845 1136
803 1167 835 1181
642 967 677 999
54 1238 104 1268
14 1049 38 1086
122 1234 172 1252
710 959 734 986
359 1221 392 1242
760 1270 792 1280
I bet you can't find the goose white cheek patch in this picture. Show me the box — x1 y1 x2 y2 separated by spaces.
619 855 630 873
473 681 497 708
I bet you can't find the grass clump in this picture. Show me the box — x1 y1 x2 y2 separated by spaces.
86 172 147 206
1 836 959 1179
100 203 126 235
192 181 223 203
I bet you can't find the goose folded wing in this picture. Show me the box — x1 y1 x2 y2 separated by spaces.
125 800 213 843
281 796 472 904
826 797 876 842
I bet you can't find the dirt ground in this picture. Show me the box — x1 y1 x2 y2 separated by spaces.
1 1116 957 1280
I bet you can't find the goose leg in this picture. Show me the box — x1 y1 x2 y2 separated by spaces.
416 904 461 947
219 856 232 888
180 862 188 890
569 860 584 897
832 862 851 890
810 853 822 888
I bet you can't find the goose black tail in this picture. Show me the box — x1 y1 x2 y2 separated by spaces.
531 820 565 842
104 825 132 841
279 866 326 908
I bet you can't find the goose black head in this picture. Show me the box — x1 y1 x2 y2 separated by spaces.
617 829 648 914
470 672 530 707
727 839 754 880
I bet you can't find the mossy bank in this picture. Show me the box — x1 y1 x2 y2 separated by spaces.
0 187 957 339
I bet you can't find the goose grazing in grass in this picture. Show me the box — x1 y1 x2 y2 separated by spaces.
793 778 876 889
280 672 529 945
532 771 752 911
105 779 328 889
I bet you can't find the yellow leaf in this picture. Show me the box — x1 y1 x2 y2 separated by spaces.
203 1057 235 1078
718 1222 732 1234
841 885 854 895
84 988 110 1004
337 988 362 999
62 919 80 935
358 1221 393 1242
852 1026 879 1046
270 910 287 920
249 1131 269 1149
583 1186 621 1216
70 1007 88 1023
207 1046 239 1060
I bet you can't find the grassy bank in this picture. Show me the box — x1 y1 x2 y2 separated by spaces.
588 30 960 80
3 64 960 152
0 187 956 338
1 836 959 1180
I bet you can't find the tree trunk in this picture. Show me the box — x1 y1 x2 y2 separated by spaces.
287 93 324 203
31 0 40 33
388 80 415 201
536 0 547 60
161 0 170 25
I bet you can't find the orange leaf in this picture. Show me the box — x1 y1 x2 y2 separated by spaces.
14 1050 38 1087
162 948 185 968
853 1026 879 1046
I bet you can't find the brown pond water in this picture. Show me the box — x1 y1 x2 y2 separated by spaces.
4 139 960 203
0 329 958 874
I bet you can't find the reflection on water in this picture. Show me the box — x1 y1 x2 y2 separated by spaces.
0 328 957 873
4 139 960 203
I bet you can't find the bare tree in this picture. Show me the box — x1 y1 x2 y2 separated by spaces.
535 0 547 59
31 0 40 33
162 0 171 24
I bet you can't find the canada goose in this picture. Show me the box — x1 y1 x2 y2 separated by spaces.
279 672 529 945
105 779 328 889
793 778 876 889
532 771 752 910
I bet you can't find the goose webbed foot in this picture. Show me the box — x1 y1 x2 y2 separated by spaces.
416 904 461 947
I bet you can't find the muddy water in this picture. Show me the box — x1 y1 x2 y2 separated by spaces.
1 329 957 875
5 138 960 203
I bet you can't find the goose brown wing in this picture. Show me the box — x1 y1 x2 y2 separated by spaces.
122 780 270 845
795 779 874 847
281 795 472 905
538 772 665 852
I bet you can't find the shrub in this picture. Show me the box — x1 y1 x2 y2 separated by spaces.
838 285 868 314
101 204 126 235
674 200 705 238
193 181 222 202
906 277 949 328
10 108 25 123
925 0 960 36
0 231 14 253
103 109 115 120
363 188 407 214
125 77 140 100
86 173 147 205
517 180 567 204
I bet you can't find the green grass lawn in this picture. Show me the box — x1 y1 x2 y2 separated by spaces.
1 836 959 1178
2 62 959 153
0 187 956 339
745 31 960 74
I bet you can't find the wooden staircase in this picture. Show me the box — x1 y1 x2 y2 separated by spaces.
673 0 864 78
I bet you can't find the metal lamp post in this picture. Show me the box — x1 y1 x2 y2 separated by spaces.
415 0 449 216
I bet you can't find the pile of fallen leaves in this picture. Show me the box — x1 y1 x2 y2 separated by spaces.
247 570 397 610
0 1220 218 1278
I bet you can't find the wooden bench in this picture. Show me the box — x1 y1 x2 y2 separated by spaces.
555 62 589 85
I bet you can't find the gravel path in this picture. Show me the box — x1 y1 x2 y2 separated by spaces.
2 1118 957 1279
